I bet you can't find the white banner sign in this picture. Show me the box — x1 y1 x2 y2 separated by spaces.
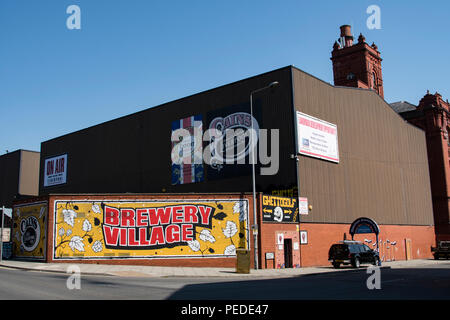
296 112 339 163
299 197 308 215
44 154 67 187
2 228 10 242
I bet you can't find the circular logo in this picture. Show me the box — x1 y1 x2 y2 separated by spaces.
273 206 284 222
209 112 259 169
20 216 40 252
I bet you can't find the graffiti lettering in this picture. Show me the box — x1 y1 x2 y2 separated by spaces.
102 205 214 250
104 205 212 227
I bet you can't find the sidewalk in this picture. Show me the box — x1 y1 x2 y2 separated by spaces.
0 259 443 278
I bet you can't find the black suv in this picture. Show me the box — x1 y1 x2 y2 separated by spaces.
328 241 381 268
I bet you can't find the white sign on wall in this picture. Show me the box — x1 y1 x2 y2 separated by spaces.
277 233 284 245
299 197 309 215
296 112 339 163
44 154 68 187
2 228 10 242
300 231 308 244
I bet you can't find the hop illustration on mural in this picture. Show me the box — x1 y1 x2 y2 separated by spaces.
91 204 101 214
92 240 103 253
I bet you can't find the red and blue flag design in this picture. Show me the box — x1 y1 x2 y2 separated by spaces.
171 115 204 185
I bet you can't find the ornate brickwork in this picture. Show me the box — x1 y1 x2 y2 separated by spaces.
330 25 384 99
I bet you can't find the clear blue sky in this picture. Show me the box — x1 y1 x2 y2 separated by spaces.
1 0 449 154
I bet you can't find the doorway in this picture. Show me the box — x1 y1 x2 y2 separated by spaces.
405 239 412 260
284 238 293 268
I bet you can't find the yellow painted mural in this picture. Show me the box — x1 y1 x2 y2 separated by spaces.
53 199 249 259
12 202 48 260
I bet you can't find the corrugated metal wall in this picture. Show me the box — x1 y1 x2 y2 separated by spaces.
39 67 296 196
292 67 434 226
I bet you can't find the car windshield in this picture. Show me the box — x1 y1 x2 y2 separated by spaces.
349 244 362 253
330 244 348 255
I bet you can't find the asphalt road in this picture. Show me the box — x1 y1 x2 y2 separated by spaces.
1 262 450 300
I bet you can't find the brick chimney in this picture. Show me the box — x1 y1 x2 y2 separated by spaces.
331 25 384 99
340 25 354 47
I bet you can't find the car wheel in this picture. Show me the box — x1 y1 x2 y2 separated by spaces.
332 261 340 268
373 256 380 266
352 257 360 268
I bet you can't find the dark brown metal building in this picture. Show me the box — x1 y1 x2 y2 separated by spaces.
38 66 435 266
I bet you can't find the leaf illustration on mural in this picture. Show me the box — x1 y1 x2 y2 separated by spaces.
213 212 227 220
82 219 92 232
69 236 85 252
222 220 243 251
199 229 216 243
62 209 77 227
187 240 201 252
224 244 236 256
222 221 238 238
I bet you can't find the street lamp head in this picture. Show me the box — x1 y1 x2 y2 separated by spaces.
269 81 279 88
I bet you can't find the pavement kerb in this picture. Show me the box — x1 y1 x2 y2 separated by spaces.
0 262 116 277
0 260 393 279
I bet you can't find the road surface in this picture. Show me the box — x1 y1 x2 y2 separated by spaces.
0 262 449 300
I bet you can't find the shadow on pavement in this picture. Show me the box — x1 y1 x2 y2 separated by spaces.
167 266 450 300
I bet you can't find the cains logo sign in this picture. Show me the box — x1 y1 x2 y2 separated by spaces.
208 112 259 172
20 216 41 252
102 204 214 249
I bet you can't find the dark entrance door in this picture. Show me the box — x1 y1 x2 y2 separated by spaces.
284 239 293 268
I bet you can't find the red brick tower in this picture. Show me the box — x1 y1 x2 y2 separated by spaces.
330 25 384 99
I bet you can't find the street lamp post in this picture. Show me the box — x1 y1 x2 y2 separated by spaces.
250 81 279 270
0 207 4 263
